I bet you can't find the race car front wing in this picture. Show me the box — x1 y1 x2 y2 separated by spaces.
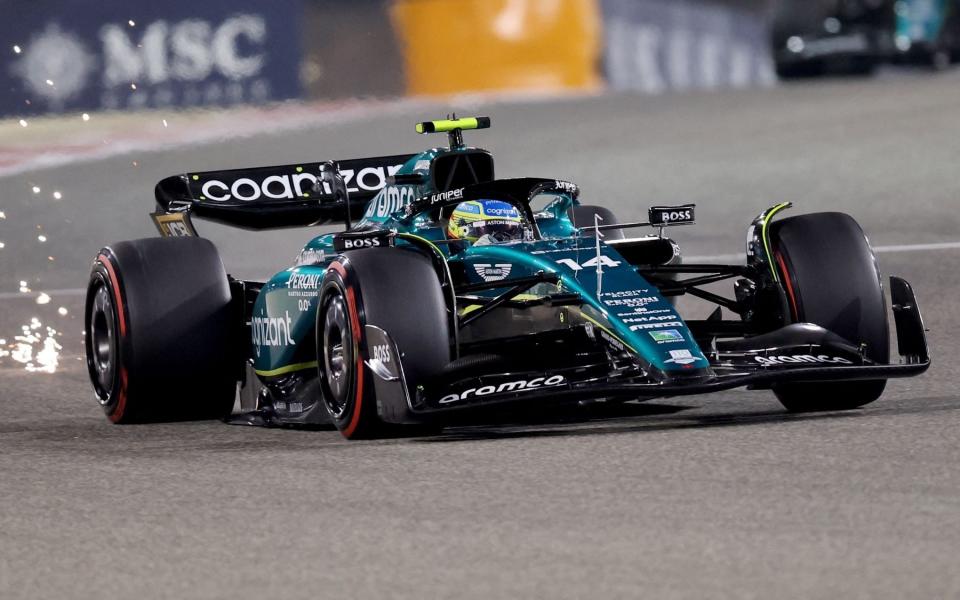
369 276 929 423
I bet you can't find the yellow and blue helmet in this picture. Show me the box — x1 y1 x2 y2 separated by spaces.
447 200 523 243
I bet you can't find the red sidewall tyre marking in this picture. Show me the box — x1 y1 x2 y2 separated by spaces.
329 261 365 438
775 250 800 322
98 253 129 422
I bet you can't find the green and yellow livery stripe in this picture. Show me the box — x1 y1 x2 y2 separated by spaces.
760 202 793 283
396 232 444 257
255 361 318 377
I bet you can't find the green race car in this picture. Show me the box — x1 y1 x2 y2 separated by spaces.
84 117 930 438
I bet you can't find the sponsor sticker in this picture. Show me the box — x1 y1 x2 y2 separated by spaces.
372 344 391 364
438 374 566 405
649 205 695 226
601 290 651 298
630 321 684 331
624 314 678 324
665 349 704 365
362 186 417 219
428 187 465 204
473 263 512 282
332 231 393 252
289 272 322 290
287 270 323 304
193 161 407 203
294 248 326 266
606 296 660 308
251 311 294 356
623 308 674 319
151 211 196 237
649 329 684 343
599 331 626 353
754 354 853 366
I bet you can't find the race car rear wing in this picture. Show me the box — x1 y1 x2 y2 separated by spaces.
153 154 415 232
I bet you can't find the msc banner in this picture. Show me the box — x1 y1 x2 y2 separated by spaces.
602 0 776 93
2 0 302 117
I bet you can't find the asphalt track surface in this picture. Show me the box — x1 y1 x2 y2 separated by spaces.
2 75 960 598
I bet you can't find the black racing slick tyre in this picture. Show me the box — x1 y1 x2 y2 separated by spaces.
316 248 451 439
769 212 889 412
569 205 625 241
84 238 238 423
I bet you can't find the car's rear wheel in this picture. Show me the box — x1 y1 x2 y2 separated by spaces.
769 212 889 412
316 247 451 439
569 205 624 240
84 237 238 423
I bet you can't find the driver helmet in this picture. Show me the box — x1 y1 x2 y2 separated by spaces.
447 199 523 244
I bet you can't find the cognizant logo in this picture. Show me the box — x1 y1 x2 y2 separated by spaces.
251 311 294 356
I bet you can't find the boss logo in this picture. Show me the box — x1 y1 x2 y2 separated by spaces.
333 232 392 252
343 237 380 249
372 344 391 364
660 210 692 222
649 205 696 226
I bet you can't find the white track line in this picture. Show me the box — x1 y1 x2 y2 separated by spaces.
873 241 960 253
684 241 960 263
2 241 958 302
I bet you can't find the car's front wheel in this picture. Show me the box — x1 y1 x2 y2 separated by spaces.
316 247 451 438
768 212 889 412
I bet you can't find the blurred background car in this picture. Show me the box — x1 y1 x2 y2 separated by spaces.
773 0 960 77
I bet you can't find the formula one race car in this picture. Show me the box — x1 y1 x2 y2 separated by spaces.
774 0 960 77
83 116 930 438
